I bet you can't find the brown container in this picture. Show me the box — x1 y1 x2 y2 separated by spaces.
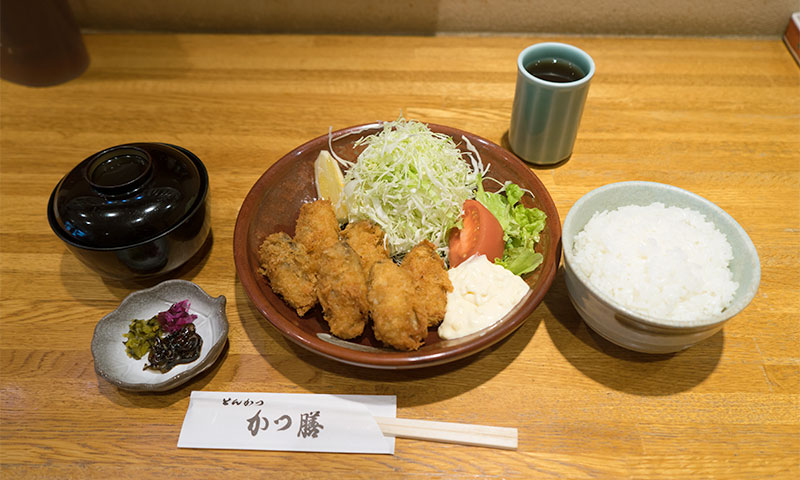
0 0 89 87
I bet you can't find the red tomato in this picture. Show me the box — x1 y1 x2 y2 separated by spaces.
448 199 505 268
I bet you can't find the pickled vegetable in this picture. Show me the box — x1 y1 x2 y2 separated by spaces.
121 299 199 364
157 299 197 334
144 323 203 373
122 317 162 360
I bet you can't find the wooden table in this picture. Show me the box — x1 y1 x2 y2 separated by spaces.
1 34 798 479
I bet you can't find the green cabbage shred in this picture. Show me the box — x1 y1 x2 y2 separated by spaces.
338 118 487 257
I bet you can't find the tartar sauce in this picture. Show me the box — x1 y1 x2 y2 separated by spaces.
438 255 530 340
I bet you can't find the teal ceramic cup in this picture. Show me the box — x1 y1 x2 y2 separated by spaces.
509 43 595 165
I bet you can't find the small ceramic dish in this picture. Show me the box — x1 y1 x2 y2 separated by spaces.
91 279 228 391
562 181 760 354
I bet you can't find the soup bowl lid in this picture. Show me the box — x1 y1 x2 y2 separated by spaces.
48 143 206 249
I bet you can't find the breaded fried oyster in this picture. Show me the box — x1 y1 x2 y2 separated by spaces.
367 260 427 351
293 199 340 267
258 232 317 316
316 241 370 339
341 220 390 272
402 240 452 327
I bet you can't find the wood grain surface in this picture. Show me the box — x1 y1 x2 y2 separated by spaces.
1 34 798 479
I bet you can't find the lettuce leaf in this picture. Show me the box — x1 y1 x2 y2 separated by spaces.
476 180 546 275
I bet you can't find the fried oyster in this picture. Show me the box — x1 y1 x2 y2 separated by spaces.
402 240 452 327
258 232 318 316
316 241 370 339
367 260 427 351
341 220 390 272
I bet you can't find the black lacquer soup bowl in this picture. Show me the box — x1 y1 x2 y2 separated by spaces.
47 143 210 281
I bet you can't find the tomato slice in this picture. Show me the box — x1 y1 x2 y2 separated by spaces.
448 199 505 268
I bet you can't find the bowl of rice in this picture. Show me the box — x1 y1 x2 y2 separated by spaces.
562 181 760 354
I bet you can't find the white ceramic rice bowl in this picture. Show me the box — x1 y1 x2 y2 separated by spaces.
562 181 760 354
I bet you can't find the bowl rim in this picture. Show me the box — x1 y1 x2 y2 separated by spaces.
562 180 761 329
233 121 562 369
47 143 209 251
90 279 228 391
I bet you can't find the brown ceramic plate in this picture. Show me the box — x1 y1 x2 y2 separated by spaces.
234 122 561 369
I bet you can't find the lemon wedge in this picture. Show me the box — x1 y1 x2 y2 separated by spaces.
314 150 348 222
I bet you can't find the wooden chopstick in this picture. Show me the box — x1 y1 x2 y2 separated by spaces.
374 416 518 450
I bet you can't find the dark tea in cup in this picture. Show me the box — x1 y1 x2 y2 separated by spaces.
525 57 586 83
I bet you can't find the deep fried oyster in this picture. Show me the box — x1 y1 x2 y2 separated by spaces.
316 241 369 339
402 240 452 327
341 220 390 272
293 199 340 267
367 260 427 351
258 232 317 316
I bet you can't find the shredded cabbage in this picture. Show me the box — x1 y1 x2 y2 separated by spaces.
339 118 487 257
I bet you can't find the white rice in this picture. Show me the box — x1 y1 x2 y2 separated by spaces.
571 202 738 323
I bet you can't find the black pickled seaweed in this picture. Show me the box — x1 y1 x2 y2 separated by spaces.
144 323 203 373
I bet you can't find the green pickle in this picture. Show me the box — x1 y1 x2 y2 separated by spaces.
122 317 162 360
